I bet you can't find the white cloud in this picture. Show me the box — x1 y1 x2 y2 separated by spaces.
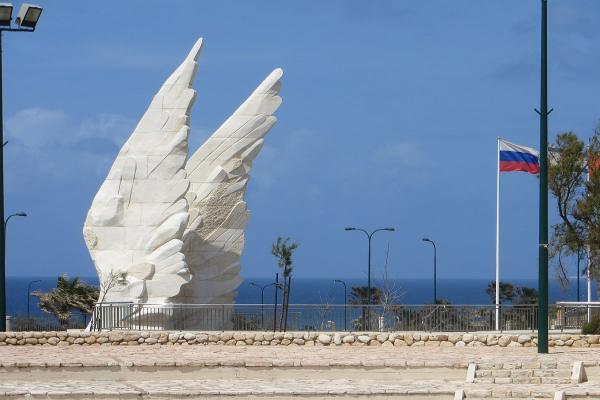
251 128 325 192
363 140 432 185
5 108 135 182
371 141 427 169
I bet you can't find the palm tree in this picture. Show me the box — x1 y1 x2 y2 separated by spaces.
349 286 382 305
349 286 382 330
32 274 99 327
272 236 299 331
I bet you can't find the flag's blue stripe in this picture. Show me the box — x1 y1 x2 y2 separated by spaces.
499 150 539 164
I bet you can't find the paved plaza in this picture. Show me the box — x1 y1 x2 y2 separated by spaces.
1 344 600 398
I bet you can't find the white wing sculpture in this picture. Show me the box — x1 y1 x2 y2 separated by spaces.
179 68 283 304
84 38 283 314
83 39 203 303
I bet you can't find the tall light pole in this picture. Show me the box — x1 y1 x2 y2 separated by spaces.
250 281 278 329
333 279 347 331
344 227 394 330
422 238 437 304
0 3 43 332
536 0 550 354
27 279 40 318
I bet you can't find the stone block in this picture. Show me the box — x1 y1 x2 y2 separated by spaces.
571 361 587 383
317 334 331 344
357 335 371 344
517 334 531 344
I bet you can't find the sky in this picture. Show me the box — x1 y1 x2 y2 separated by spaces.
3 1 600 285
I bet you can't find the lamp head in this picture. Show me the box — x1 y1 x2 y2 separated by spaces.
16 212 27 217
385 228 395 231
344 227 355 231
0 3 13 27
422 238 431 242
15 3 42 29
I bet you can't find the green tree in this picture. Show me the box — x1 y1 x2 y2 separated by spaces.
272 236 299 331
32 274 99 327
485 281 516 304
515 286 538 305
484 281 537 305
348 286 382 305
548 127 600 297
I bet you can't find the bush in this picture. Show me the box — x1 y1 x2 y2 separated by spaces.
582 316 600 334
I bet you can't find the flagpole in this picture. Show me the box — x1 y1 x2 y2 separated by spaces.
587 171 592 322
588 249 592 322
496 137 500 331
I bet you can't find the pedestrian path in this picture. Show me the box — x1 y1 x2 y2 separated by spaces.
1 345 599 398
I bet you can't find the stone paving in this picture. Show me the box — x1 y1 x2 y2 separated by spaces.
1 344 600 367
1 345 600 398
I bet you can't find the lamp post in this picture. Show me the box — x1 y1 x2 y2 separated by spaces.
250 281 278 329
333 279 347 331
5 211 26 233
26 279 40 318
0 3 43 332
344 227 395 330
422 238 437 304
536 0 550 354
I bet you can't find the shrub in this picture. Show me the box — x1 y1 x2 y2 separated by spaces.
582 316 600 334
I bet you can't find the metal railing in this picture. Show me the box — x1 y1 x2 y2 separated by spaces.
555 302 600 330
90 302 600 332
8 313 89 331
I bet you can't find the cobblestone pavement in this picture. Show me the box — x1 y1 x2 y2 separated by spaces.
0 379 600 398
1 346 600 398
0 344 599 368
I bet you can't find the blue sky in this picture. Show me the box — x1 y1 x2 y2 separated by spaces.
3 1 600 285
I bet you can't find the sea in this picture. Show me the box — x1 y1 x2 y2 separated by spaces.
6 276 597 317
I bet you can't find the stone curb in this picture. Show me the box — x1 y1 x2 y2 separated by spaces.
0 331 597 347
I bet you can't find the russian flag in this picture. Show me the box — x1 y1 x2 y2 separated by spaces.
499 139 540 174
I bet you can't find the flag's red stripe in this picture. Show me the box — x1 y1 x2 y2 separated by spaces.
499 161 539 174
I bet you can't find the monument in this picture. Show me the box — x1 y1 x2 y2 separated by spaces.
83 38 282 313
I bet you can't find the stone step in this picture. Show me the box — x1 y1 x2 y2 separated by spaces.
2 379 598 399
474 376 572 384
474 367 573 384
475 368 572 378
476 361 573 370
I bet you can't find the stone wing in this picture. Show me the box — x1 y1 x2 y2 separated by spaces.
181 68 283 303
83 39 204 303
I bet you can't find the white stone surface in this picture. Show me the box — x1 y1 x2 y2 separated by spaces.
178 68 283 305
466 363 476 383
84 38 283 318
571 360 587 383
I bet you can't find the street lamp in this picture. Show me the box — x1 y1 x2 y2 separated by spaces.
0 3 43 332
3 211 26 324
5 211 26 232
422 238 437 304
344 227 394 330
249 281 278 329
333 279 347 331
26 279 40 318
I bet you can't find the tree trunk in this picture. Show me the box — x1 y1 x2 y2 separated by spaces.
279 279 287 331
284 276 292 331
